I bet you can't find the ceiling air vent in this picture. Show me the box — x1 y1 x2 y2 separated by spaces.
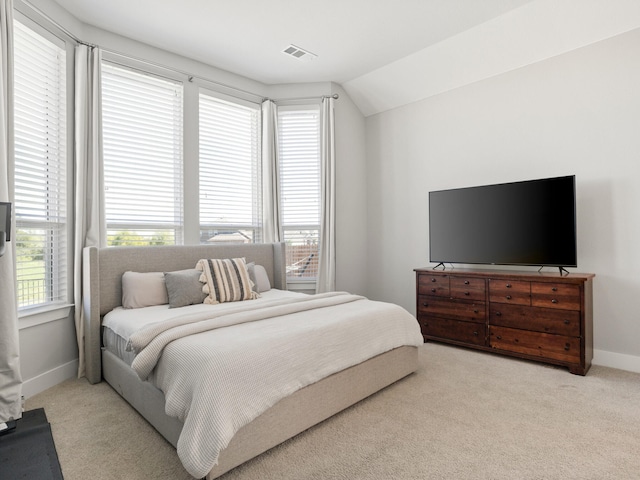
282 44 317 62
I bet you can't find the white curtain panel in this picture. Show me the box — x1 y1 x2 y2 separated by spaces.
316 97 336 293
73 44 105 378
0 0 22 425
261 99 282 243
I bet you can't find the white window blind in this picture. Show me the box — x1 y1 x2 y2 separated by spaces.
277 106 321 279
102 62 183 246
199 93 261 244
13 20 67 309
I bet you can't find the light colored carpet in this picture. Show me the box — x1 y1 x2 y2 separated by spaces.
26 343 640 480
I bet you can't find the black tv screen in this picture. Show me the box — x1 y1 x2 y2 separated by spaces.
429 175 577 268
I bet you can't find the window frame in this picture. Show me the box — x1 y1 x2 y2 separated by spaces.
13 13 75 316
100 56 186 247
276 103 322 285
198 88 262 245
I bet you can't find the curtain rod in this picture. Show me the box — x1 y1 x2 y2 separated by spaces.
18 0 93 47
20 0 339 105
266 93 339 103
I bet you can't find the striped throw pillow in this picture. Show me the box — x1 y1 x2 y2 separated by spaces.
195 257 258 304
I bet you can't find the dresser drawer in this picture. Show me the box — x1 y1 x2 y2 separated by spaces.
420 316 486 346
418 295 485 322
418 274 450 296
489 304 580 337
489 279 530 305
450 277 486 301
531 282 581 311
489 326 580 363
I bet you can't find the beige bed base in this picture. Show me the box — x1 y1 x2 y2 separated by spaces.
82 242 419 479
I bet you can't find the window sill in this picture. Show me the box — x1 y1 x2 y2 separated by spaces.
286 279 317 294
286 278 317 284
19 304 73 330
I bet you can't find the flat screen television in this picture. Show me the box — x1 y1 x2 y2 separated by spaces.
429 175 577 269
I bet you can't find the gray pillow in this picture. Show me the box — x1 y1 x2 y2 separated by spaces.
247 262 271 293
164 269 207 308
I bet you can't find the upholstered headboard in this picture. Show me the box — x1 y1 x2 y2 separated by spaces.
82 242 287 384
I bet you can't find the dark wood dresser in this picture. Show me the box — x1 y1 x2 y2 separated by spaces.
415 268 594 375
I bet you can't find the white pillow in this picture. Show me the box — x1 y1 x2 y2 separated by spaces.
122 271 168 309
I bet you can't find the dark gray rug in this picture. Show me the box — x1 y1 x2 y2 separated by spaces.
0 408 63 479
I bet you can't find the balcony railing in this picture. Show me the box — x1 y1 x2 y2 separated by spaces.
17 278 47 308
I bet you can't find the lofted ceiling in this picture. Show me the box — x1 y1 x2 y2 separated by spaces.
49 0 640 116
51 0 533 82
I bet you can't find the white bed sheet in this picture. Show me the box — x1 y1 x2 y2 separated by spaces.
102 289 306 365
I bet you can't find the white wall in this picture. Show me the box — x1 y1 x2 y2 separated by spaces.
333 83 368 295
19 313 78 398
365 28 640 372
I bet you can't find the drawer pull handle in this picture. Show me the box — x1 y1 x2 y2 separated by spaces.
495 311 502 316
431 288 436 293
422 303 429 307
506 295 512 300
506 283 511 288
473 331 478 336
552 287 558 292
464 280 470 285
464 291 470 296
473 309 479 314
551 299 558 304
564 343 570 351
564 319 570 325
496 335 502 340
431 278 436 282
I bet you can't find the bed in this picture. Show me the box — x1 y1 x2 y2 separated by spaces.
82 242 422 479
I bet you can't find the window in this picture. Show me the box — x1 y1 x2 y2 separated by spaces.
277 106 321 280
199 92 261 244
102 62 183 246
13 20 67 309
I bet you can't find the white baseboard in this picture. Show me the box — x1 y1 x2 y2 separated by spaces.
22 359 79 399
593 349 640 374
16 351 638 399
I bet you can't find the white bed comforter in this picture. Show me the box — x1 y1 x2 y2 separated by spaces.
124 291 423 478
